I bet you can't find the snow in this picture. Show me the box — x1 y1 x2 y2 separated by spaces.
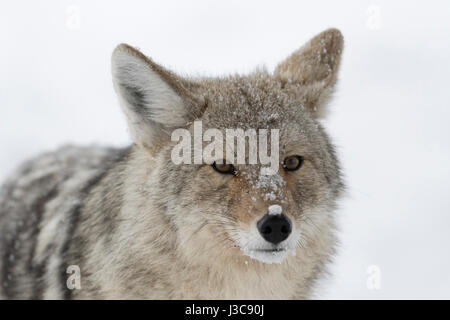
1 0 450 299
255 172 285 191
268 204 282 215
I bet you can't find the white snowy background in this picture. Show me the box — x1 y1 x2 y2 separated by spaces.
1 0 450 299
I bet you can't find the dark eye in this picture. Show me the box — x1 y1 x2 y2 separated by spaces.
212 161 236 175
283 155 303 171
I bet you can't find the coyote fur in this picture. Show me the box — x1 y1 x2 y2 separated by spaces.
0 29 344 299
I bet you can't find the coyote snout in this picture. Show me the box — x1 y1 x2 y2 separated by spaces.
257 212 292 245
232 195 302 265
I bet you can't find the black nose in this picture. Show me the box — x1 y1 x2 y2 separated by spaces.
257 214 292 245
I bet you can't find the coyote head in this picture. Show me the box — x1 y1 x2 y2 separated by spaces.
111 29 344 266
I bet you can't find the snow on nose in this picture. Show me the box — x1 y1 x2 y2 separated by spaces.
268 204 282 215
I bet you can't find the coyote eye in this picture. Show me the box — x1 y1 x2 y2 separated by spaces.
212 161 236 175
283 155 303 171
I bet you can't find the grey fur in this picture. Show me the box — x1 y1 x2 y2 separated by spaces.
0 28 344 299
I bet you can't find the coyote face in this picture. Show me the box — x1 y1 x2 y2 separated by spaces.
0 28 344 299
111 29 344 267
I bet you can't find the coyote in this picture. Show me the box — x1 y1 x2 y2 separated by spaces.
0 29 344 299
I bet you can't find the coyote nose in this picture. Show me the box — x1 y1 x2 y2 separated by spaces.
257 214 292 245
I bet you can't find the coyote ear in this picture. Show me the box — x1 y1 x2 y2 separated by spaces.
274 28 343 118
112 44 199 153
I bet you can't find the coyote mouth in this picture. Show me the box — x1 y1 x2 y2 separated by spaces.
234 229 301 264
241 247 295 264
252 248 286 253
